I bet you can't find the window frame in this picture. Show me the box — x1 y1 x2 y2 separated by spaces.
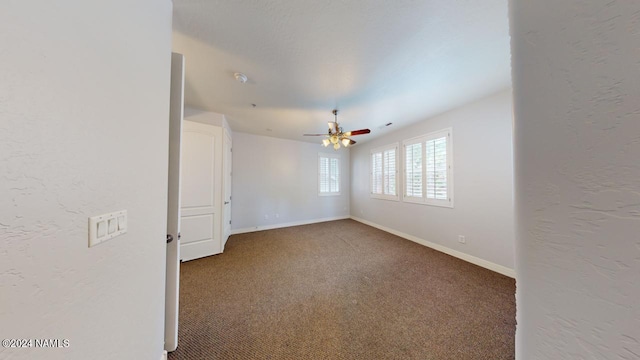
370 143 399 201
402 128 453 208
318 152 341 196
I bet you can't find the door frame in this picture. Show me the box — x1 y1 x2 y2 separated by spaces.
222 128 232 247
165 52 184 352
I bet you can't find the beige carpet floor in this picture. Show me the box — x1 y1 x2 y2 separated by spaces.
168 219 515 360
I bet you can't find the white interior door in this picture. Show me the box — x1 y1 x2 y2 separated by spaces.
180 121 221 261
222 129 232 247
165 52 184 352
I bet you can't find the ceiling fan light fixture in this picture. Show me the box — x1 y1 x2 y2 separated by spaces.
303 109 370 150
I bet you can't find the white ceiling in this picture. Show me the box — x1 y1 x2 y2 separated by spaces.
172 0 512 145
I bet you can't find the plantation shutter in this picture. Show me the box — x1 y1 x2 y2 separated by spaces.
426 136 448 200
404 142 423 198
319 156 329 193
383 148 396 195
371 152 383 194
329 158 339 193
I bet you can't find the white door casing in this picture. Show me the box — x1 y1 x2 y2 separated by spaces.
222 128 232 247
180 121 222 261
165 52 184 352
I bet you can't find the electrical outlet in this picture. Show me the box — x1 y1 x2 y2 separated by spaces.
458 235 466 244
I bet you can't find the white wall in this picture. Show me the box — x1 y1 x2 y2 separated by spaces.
231 133 350 232
184 107 232 131
350 90 515 273
510 1 640 358
0 1 172 360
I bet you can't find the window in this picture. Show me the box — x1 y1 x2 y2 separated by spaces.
403 128 453 207
370 144 398 200
318 153 340 196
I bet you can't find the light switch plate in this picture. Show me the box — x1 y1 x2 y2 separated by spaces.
89 210 127 247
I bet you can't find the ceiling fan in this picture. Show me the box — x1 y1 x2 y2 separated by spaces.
304 110 371 150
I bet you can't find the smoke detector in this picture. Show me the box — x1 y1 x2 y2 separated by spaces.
234 72 248 83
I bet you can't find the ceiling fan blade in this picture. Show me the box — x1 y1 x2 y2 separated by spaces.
349 139 357 145
345 129 371 136
303 133 327 136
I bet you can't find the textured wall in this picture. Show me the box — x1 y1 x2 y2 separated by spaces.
350 90 515 271
510 1 640 358
0 1 172 359
231 133 350 232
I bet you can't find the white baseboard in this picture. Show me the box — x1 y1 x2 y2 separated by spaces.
161 350 168 360
230 216 350 235
350 216 516 278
